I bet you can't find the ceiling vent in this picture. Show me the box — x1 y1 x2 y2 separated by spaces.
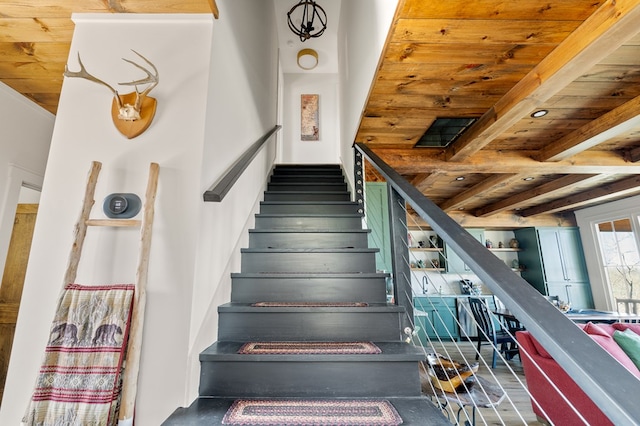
415 117 478 147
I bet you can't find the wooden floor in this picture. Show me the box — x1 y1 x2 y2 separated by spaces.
419 340 545 426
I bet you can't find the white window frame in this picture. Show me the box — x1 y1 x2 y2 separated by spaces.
575 194 640 310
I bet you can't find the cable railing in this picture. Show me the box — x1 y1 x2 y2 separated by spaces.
355 142 640 425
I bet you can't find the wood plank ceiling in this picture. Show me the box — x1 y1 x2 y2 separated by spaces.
357 0 640 227
0 0 216 114
2 0 640 227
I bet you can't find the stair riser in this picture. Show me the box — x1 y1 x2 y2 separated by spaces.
264 192 351 202
240 251 377 273
249 231 369 249
267 183 348 192
259 203 361 215
218 311 401 341
164 397 450 426
270 175 345 183
230 277 388 303
254 215 362 230
199 361 421 398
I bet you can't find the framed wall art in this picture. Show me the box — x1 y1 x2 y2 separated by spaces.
301 94 319 141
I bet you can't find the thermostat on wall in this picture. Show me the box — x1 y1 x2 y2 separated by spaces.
103 193 142 218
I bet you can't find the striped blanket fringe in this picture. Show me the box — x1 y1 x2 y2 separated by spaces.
22 283 135 426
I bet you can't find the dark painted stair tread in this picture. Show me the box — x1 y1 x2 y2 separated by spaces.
263 191 351 201
217 302 400 313
273 165 342 171
270 175 346 182
259 201 359 207
200 341 426 362
274 163 341 167
240 247 379 253
163 397 450 426
249 228 370 234
261 200 357 204
256 213 363 218
231 271 389 278
264 190 349 195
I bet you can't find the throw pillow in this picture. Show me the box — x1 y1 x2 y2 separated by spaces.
613 323 640 336
613 328 640 371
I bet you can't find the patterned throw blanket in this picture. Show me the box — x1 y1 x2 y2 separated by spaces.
23 283 135 426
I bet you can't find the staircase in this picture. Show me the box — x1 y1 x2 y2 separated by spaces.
163 164 448 425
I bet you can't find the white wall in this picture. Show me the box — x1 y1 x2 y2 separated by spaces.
187 0 279 403
337 0 398 184
0 83 54 280
281 73 339 163
575 194 640 310
1 14 215 425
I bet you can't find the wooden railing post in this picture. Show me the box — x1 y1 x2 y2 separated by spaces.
388 186 413 328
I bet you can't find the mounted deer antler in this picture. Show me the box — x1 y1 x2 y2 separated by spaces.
63 50 159 139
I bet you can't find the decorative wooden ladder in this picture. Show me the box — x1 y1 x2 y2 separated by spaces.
62 161 159 425
164 164 448 425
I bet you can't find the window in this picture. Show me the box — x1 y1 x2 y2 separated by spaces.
596 218 640 312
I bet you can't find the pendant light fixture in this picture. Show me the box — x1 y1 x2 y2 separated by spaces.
287 0 327 42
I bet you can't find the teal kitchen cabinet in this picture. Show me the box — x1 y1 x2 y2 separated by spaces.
515 227 593 309
413 297 459 343
445 228 485 273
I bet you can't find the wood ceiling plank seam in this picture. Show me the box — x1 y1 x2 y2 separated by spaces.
392 19 581 45
400 0 602 21
578 64 640 82
0 18 75 43
444 0 640 161
383 43 557 66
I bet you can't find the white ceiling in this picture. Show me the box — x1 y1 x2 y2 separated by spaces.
273 0 341 74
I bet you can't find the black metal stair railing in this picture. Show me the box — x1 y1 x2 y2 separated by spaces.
354 142 640 425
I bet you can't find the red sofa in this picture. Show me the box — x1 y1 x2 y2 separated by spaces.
516 322 640 425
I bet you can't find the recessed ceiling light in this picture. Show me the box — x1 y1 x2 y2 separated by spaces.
531 110 548 118
455 176 465 181
458 207 465 210
523 177 535 181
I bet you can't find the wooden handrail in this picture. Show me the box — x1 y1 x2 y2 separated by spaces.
203 125 281 202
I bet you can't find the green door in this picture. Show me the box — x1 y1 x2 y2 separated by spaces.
365 182 392 272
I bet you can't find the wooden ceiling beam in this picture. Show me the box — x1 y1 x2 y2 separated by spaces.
371 148 640 174
520 175 640 216
445 0 640 161
408 211 578 230
410 173 441 193
537 94 640 161
627 146 640 163
475 174 601 217
439 174 519 212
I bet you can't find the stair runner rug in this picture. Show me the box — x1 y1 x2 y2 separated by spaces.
22 283 135 426
221 399 403 425
252 302 368 307
238 341 382 355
